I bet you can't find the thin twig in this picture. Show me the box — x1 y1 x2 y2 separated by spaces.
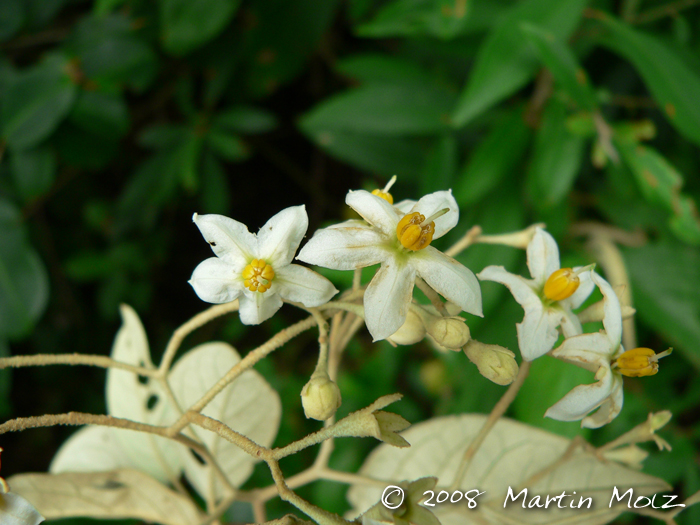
633 0 700 24
0 354 159 376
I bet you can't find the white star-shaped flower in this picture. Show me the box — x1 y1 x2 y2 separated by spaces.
545 272 671 428
189 206 337 324
296 189 482 341
477 227 594 361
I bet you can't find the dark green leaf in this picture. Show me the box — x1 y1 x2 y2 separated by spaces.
0 199 49 339
207 130 248 162
54 121 119 169
420 134 457 195
520 22 597 110
624 241 700 369
137 124 189 150
26 0 66 28
1 52 77 150
212 107 277 135
69 90 130 138
200 152 231 215
452 0 589 127
526 98 586 209
453 107 530 206
0 0 24 42
178 132 205 191
597 13 700 146
10 145 56 202
300 84 455 135
93 0 128 16
160 0 241 55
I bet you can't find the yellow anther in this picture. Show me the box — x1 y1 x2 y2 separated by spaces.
544 268 580 301
371 175 397 204
241 258 275 292
397 212 435 251
614 347 672 377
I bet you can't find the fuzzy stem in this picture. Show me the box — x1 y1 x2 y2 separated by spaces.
0 354 158 376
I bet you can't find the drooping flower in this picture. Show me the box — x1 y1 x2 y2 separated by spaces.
477 227 595 361
296 190 482 341
545 272 671 428
190 206 337 324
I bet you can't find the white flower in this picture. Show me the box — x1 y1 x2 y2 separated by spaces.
296 189 482 341
545 272 672 428
189 206 337 324
0 448 44 525
545 272 625 428
477 227 594 361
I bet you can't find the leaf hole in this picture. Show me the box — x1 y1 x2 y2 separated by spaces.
146 394 159 411
190 449 206 465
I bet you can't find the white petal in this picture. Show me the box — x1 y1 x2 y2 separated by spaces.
582 374 624 428
552 331 616 370
275 264 338 306
0 493 45 525
364 260 416 341
559 306 583 338
562 266 595 309
238 292 283 325
410 247 482 317
394 199 416 214
591 272 622 347
189 258 243 304
297 223 389 270
477 266 540 307
517 303 564 361
544 365 614 422
257 205 308 267
409 190 459 239
346 190 401 236
527 228 560 286
192 213 256 268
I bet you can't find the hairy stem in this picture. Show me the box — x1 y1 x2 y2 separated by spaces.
0 353 159 376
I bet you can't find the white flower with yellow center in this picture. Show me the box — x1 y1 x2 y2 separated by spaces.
545 272 671 428
296 189 482 341
477 227 595 361
189 206 337 324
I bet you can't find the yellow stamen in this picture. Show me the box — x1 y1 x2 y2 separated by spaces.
241 258 275 292
371 175 397 204
544 268 580 301
613 347 672 377
396 212 435 251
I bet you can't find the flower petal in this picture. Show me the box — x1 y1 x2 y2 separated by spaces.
409 190 458 239
297 223 389 270
582 374 624 428
518 302 564 361
559 306 583 338
192 213 256 268
1 492 45 525
257 205 308 267
364 260 416 341
394 199 416 214
592 272 622 347
545 365 614 422
527 228 560 285
551 331 616 371
275 264 338 306
410 247 482 317
189 258 243 304
238 291 283 325
562 266 595 309
477 265 539 307
346 190 401 236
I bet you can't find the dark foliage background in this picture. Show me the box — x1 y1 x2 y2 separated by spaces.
1 0 699 523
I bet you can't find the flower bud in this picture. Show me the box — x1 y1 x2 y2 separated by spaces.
464 340 518 385
388 307 426 345
301 374 342 421
423 315 470 350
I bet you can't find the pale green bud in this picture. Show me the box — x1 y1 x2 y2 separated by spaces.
424 316 470 350
388 307 426 345
301 374 342 421
464 340 518 385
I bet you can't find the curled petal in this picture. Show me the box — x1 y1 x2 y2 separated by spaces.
592 272 622 347
297 223 389 271
411 247 482 317
346 190 401 236
409 190 459 239
257 205 308 267
545 365 615 422
563 266 595 309
527 228 560 286
552 332 616 371
189 258 243 304
0 492 45 525
275 264 338 307
364 261 416 341
238 291 283 325
192 213 256 268
582 374 624 428
477 265 539 307
518 302 564 361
